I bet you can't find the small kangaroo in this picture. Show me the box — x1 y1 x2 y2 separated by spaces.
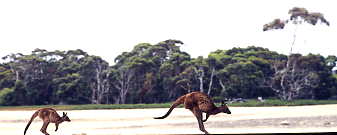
24 108 71 135
154 91 231 134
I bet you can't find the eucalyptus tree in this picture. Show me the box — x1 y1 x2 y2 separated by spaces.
112 43 156 104
111 64 134 104
2 53 24 81
51 49 90 104
326 55 337 70
153 40 192 101
0 63 15 90
80 56 111 104
210 46 283 99
190 56 207 93
111 40 190 103
0 49 59 105
0 64 15 105
160 51 191 99
176 66 195 93
263 7 330 100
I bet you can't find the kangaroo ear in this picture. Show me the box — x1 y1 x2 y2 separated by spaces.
63 112 66 116
221 100 225 106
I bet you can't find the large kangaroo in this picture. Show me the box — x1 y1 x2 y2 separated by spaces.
24 108 71 135
154 91 231 134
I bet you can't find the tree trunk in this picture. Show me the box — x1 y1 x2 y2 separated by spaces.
199 76 204 93
219 79 227 95
115 69 134 104
207 67 215 95
193 67 204 93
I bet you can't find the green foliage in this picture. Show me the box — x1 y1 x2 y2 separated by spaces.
0 41 336 105
0 87 14 105
211 47 278 99
333 74 337 79
0 65 15 90
111 39 191 104
218 61 265 98
263 7 330 31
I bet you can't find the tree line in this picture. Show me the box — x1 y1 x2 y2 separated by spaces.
1 40 337 105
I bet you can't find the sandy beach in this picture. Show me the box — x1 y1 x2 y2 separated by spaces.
1 104 337 135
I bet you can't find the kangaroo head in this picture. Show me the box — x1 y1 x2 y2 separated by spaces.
218 101 231 114
62 112 71 122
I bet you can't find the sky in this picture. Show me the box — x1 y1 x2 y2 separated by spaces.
0 0 336 64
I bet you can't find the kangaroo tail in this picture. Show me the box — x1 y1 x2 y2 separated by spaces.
24 110 39 135
154 95 185 119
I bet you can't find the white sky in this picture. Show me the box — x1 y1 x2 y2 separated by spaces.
0 0 336 64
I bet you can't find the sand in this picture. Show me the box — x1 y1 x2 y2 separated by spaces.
1 104 337 135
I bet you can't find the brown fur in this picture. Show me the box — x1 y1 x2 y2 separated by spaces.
154 91 231 134
24 108 71 135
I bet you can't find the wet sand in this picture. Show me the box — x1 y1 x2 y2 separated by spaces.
1 104 337 135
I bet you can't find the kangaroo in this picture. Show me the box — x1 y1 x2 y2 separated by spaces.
24 108 71 135
154 91 231 134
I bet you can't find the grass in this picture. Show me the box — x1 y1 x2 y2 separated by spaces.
1 99 337 111
0 103 173 111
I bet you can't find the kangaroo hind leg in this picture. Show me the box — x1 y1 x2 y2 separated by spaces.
40 121 50 135
192 107 209 134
